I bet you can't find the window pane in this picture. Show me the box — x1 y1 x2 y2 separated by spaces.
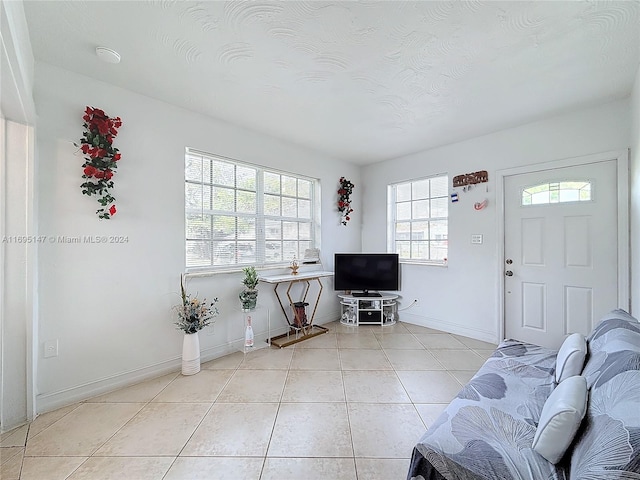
283 221 298 240
236 190 256 214
412 241 428 259
237 165 256 190
186 183 211 210
213 241 235 265
298 199 311 219
282 175 297 196
412 179 429 200
264 172 280 194
265 219 281 239
213 186 234 211
186 240 211 267
430 220 448 240
264 194 280 216
579 184 591 201
282 197 297 217
237 217 255 239
430 197 448 218
431 176 448 197
396 241 410 258
283 241 297 260
396 202 411 220
237 242 256 264
411 222 428 240
213 161 234 186
396 183 411 202
298 179 311 199
531 190 549 205
412 200 429 219
430 241 448 260
212 215 235 237
185 155 204 182
395 222 411 240
299 240 311 254
558 189 579 202
266 242 282 262
186 214 211 239
299 222 311 240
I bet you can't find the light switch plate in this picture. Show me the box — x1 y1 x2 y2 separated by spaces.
471 234 483 244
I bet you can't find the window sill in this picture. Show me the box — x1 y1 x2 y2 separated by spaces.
399 260 448 267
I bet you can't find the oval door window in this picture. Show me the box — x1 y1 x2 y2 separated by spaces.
521 181 592 206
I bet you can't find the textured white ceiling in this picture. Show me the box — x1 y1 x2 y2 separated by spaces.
23 1 640 164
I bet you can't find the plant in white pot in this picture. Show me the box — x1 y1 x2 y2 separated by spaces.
239 266 259 311
174 274 218 375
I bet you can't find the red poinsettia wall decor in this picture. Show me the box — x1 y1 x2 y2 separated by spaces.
77 106 122 219
337 177 354 225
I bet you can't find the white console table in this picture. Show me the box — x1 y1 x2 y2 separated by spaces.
259 270 333 347
338 293 398 326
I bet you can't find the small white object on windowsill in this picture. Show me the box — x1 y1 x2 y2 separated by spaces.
302 248 320 264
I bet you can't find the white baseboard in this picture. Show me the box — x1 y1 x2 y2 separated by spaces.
36 312 340 415
36 357 183 415
399 312 498 344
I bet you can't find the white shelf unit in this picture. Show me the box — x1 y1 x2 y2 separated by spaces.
338 293 398 326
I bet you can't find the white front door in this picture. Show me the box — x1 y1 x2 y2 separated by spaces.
504 160 619 349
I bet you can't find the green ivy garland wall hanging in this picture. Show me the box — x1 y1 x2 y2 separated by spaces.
77 106 122 219
337 177 354 225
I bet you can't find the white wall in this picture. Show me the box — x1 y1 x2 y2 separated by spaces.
631 63 640 315
0 119 37 431
0 0 36 122
34 62 360 413
0 0 37 431
362 99 631 342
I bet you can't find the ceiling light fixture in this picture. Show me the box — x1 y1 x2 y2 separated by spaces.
95 46 121 64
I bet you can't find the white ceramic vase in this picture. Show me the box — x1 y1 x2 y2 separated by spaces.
182 331 201 375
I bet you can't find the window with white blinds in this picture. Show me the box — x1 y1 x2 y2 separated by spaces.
185 149 318 270
388 174 449 264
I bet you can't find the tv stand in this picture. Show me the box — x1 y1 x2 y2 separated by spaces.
338 293 398 326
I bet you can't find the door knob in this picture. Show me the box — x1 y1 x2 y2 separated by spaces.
505 270 513 276
506 259 513 264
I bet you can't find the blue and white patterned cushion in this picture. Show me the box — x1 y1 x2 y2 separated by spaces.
570 310 640 478
408 339 564 480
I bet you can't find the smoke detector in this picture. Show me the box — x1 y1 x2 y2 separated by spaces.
95 47 121 64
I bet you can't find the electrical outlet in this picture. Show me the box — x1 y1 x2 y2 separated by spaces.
44 339 58 358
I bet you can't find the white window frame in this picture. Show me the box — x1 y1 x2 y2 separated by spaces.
388 174 449 265
185 148 320 272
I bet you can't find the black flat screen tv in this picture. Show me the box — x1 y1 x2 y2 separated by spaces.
334 253 399 297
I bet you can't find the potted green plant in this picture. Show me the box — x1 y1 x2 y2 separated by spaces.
239 266 259 311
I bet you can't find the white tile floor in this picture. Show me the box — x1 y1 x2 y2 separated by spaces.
1 321 496 480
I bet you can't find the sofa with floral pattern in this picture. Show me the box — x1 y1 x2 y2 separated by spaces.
407 309 640 480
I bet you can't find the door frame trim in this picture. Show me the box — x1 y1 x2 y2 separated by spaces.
496 149 629 343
